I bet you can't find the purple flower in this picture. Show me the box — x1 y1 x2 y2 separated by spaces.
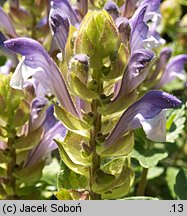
155 55 187 88
105 90 181 147
4 37 79 117
24 103 67 167
139 0 161 22
122 0 138 18
115 49 154 99
25 121 66 167
0 6 17 37
147 47 172 83
49 9 70 53
76 0 88 18
129 1 162 53
28 98 48 132
104 0 119 20
50 0 79 25
129 5 148 53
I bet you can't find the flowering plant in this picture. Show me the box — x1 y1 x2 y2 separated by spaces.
0 0 187 200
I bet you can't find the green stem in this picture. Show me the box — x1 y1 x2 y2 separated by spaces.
89 99 101 200
89 72 102 200
6 129 17 199
136 168 148 196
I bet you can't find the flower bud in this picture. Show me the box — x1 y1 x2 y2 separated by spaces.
69 54 89 84
74 10 119 70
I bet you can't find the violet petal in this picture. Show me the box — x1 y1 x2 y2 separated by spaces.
156 54 187 88
116 48 154 98
49 9 70 53
50 0 79 25
4 37 78 117
105 90 181 147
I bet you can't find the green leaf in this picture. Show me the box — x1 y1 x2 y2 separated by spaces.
98 132 134 157
93 166 134 196
98 91 137 116
57 162 88 190
122 196 159 200
54 104 90 137
15 128 43 151
65 25 77 63
15 185 41 197
95 169 116 185
13 160 44 183
0 56 6 66
74 10 119 71
55 139 89 176
166 167 187 200
11 99 30 128
42 158 60 186
0 74 25 123
100 157 126 176
0 151 9 163
101 167 135 199
56 188 72 200
103 43 127 81
0 166 6 176
132 143 168 168
55 132 91 166
147 167 164 180
166 105 185 143
70 73 98 101
0 185 7 198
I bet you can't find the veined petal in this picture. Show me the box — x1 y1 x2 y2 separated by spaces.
156 55 187 88
49 9 70 53
139 0 161 22
122 0 138 18
105 90 181 147
116 49 154 98
77 0 88 17
104 0 119 20
115 17 131 45
140 109 166 142
0 6 17 37
42 105 58 132
24 78 48 98
10 57 40 89
4 37 78 117
50 0 79 25
25 121 67 167
29 97 47 132
129 5 148 53
148 47 172 83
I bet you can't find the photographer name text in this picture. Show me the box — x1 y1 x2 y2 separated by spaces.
2 203 82 214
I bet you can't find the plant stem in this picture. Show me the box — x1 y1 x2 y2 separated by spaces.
136 167 148 196
89 99 101 200
6 129 17 199
89 72 102 200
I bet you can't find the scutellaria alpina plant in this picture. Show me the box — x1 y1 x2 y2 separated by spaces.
0 0 187 200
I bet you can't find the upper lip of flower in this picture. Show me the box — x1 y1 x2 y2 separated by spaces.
4 37 79 117
104 90 181 147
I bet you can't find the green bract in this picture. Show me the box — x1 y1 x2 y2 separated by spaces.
74 10 119 71
0 74 29 128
